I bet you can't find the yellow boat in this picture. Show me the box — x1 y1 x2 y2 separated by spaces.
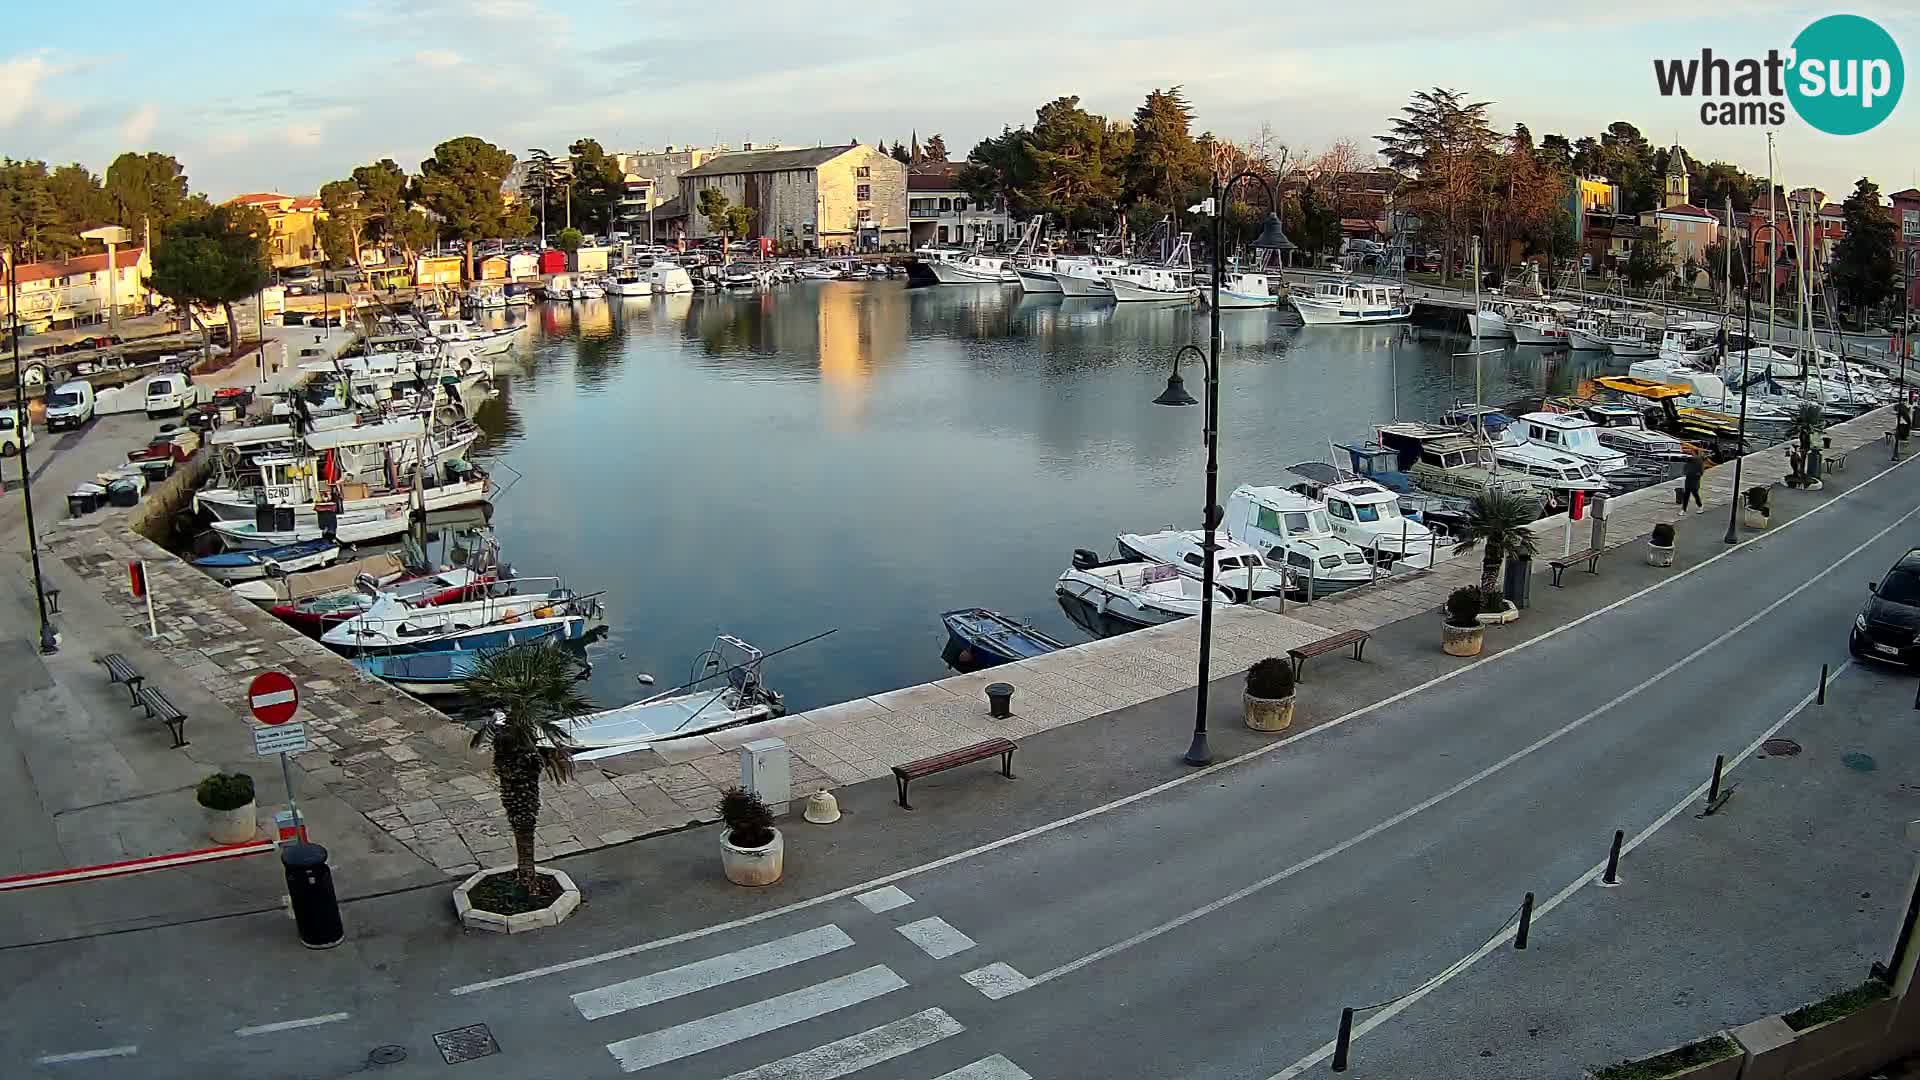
1590 377 1741 441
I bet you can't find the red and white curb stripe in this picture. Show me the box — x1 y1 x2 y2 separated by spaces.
0 840 277 892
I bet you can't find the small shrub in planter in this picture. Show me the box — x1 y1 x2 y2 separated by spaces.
1651 522 1676 546
1243 657 1296 732
1744 486 1769 513
1445 587 1484 628
1648 522 1677 567
196 771 255 811
1590 1033 1739 1080
719 786 775 848
1442 587 1486 656
718 786 783 886
1782 978 1888 1030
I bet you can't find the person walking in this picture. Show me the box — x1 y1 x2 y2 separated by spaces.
1683 451 1706 513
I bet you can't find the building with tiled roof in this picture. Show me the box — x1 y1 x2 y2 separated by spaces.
1 246 150 329
222 192 327 268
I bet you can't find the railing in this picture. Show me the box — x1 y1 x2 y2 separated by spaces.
909 207 948 219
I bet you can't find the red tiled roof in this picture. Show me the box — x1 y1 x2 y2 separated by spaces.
1657 203 1717 219
227 192 292 206
289 197 321 211
1890 188 1920 201
13 247 145 285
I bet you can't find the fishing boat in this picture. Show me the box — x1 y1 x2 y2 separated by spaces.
1466 300 1514 339
321 579 605 654
1015 254 1067 294
1288 280 1412 325
1053 257 1126 297
351 621 574 696
195 454 489 523
1115 529 1293 602
1658 321 1721 364
568 636 787 759
192 537 340 584
941 608 1066 668
1222 486 1375 595
1107 233 1199 304
210 505 412 551
928 251 1013 285
1509 303 1575 346
1606 323 1661 359
1279 463 1446 571
1208 271 1280 309
271 566 493 634
1055 550 1232 634
230 551 410 604
1375 423 1548 503
606 267 652 296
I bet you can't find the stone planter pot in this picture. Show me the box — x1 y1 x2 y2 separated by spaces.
452 866 582 934
1442 621 1484 657
1743 507 1770 530
1475 600 1519 625
204 799 257 844
721 826 784 886
1647 542 1675 567
1243 692 1295 732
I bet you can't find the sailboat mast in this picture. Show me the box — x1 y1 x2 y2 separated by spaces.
1766 133 1777 350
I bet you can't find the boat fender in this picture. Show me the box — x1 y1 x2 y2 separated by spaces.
1071 548 1101 571
533 606 554 619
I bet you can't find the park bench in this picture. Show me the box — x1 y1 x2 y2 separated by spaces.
1548 549 1602 587
134 686 189 748
1287 629 1372 680
893 737 1016 810
98 653 144 704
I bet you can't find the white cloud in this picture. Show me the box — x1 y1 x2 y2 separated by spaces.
121 103 158 144
285 124 324 147
415 49 462 69
0 52 56 127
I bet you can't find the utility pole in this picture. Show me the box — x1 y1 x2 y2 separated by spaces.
8 243 57 654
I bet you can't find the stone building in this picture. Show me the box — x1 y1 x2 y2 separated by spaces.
679 145 908 252
224 192 326 269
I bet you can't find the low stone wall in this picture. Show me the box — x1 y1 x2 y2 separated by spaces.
126 449 213 544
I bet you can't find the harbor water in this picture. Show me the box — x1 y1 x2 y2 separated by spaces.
467 283 1625 713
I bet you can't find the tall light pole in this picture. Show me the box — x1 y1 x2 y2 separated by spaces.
1153 172 1293 766
528 148 552 249
8 243 57 653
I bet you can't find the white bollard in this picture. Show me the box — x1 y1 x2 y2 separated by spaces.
739 738 791 817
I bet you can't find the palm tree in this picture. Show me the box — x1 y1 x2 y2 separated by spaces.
1455 489 1540 606
466 643 592 889
1787 402 1824 479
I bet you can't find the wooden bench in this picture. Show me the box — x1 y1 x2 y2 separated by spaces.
1288 629 1372 680
893 737 1016 810
98 653 144 704
1548 549 1602 587
134 686 189 748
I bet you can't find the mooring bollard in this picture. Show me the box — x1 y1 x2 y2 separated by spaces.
1602 829 1624 885
1331 1007 1355 1072
1818 663 1828 705
1708 754 1725 807
1515 892 1534 950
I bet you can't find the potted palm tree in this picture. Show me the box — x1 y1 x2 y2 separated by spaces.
1743 485 1770 530
454 644 592 932
1786 403 1825 489
1456 489 1538 623
719 786 784 886
1647 521 1677 567
1243 657 1296 732
1442 586 1485 656
197 772 256 844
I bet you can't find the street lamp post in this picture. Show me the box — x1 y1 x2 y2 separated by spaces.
7 243 57 653
1153 171 1293 766
1725 287 1754 544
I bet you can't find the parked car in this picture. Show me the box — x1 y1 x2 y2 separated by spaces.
0 411 35 456
1851 549 1920 665
144 372 198 418
43 380 95 430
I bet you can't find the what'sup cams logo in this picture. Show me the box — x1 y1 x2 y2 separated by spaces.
1654 14 1903 134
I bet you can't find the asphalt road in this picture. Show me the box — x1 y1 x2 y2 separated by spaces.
6 453 1919 1078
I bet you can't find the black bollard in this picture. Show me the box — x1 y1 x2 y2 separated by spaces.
1331 1007 1355 1072
1708 754 1725 806
1817 663 1828 705
1515 892 1534 950
282 842 344 949
1602 829 1624 885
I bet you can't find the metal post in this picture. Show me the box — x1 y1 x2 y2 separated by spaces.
1331 1008 1355 1072
1185 178 1227 769
1515 891 1534 949
8 244 56 654
1708 754 1725 805
142 560 157 639
1818 663 1828 705
279 749 304 842
1603 829 1624 885
1725 288 1753 544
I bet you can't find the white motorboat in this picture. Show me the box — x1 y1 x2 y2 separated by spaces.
1208 271 1280 309
192 537 341 584
1562 401 1692 461
1279 463 1446 570
1467 300 1513 339
1567 314 1618 351
1053 257 1124 297
928 252 1011 285
211 506 412 550
1446 407 1612 497
1606 323 1661 358
1510 411 1633 476
567 636 784 759
606 268 653 296
228 551 410 604
720 263 768 289
575 279 606 300
1015 255 1066 294
322 578 603 653
1115 529 1292 602
464 283 508 311
1056 550 1232 631
1107 233 1199 304
1509 303 1576 346
1223 485 1376 595
1659 321 1721 364
796 263 841 281
422 318 522 357
1288 280 1412 325
1628 360 1798 422
1375 422 1549 503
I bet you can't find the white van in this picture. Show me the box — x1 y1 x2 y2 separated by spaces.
0 411 34 456
43 381 95 430
144 372 197 417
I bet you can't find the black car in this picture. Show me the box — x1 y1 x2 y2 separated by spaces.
1850 550 1920 665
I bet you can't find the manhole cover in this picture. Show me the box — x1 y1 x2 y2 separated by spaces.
1761 738 1802 757
1842 752 1877 771
368 1045 407 1065
433 1024 499 1064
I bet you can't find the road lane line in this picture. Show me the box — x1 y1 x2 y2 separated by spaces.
573 924 854 1020
855 886 914 913
716 1007 963 1080
1021 502 1920 992
933 1054 1035 1080
1265 668 1847 1079
34 1045 138 1064
896 916 976 959
605 964 906 1073
233 1012 350 1037
450 448 1915 997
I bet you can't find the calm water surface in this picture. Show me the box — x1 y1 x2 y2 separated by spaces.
467 283 1618 713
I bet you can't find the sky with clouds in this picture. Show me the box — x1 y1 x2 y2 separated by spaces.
6 0 1916 202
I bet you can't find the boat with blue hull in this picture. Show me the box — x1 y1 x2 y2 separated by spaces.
941 608 1066 668
192 537 340 584
321 578 605 656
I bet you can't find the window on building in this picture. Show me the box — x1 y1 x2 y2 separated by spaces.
857 209 872 223
856 185 871 201
938 198 952 212
955 199 968 212
855 166 871 178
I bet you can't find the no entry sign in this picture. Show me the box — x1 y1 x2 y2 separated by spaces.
248 671 299 725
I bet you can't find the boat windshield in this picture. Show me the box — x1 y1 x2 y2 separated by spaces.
1352 500 1394 522
1280 510 1332 535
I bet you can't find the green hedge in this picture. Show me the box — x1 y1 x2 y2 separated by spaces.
1591 1034 1738 1080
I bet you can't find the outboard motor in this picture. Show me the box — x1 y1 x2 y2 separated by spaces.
1071 548 1101 571
353 573 380 596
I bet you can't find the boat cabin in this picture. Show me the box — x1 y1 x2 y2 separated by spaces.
1516 411 1629 473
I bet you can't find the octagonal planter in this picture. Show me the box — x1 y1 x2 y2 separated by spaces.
1243 692 1295 732
721 827 784 886
453 866 582 934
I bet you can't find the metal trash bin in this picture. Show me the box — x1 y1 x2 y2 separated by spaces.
281 842 344 949
1503 554 1533 610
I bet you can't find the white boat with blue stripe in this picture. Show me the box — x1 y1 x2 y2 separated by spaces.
1289 279 1412 325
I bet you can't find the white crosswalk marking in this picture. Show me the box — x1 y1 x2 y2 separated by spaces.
574 925 854 1020
716 1007 964 1080
605 964 908 1073
932 1054 1035 1080
855 885 914 913
961 962 1032 1000
895 916 976 959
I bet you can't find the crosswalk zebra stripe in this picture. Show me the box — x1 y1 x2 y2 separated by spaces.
606 964 908 1073
932 1054 1035 1080
715 1007 963 1080
574 925 855 1020
854 885 914 913
895 916 976 960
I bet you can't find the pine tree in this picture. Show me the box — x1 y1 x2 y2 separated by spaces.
1830 177 1896 327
